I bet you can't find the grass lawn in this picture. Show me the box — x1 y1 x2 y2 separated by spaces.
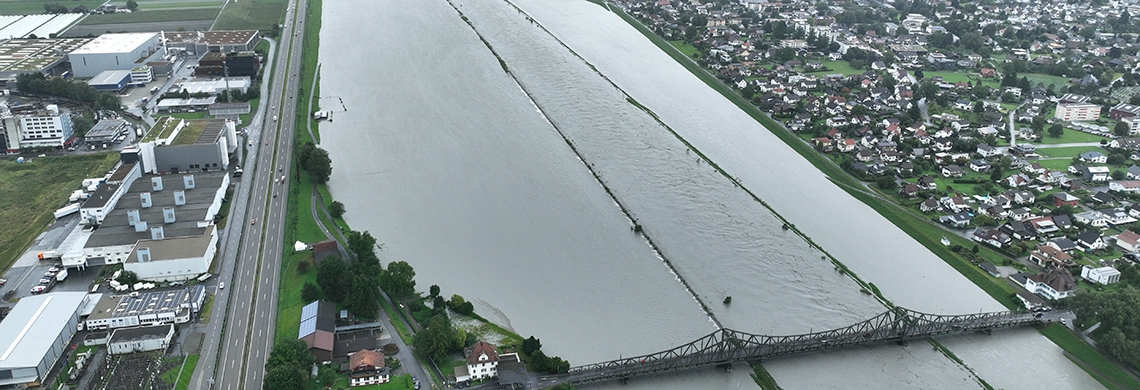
353 374 414 390
1036 158 1073 171
667 40 701 59
1033 130 1109 144
165 111 209 121
159 354 199 390
1040 324 1140 390
78 8 220 24
211 0 286 32
1036 146 1106 159
275 170 323 344
923 71 974 84
0 0 105 14
807 60 862 76
0 153 117 273
199 294 215 322
1025 73 1073 90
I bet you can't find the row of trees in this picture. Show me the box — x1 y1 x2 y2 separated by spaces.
521 336 571 375
310 230 411 320
413 287 471 361
16 72 121 111
1065 287 1140 369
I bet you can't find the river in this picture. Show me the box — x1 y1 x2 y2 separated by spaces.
318 0 1102 388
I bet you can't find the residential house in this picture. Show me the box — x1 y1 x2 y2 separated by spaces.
920 198 941 213
1000 220 1035 240
1092 191 1115 204
1084 166 1111 182
1027 216 1059 236
1005 173 1032 187
1116 230 1140 252
942 165 964 178
463 341 500 381
1109 181 1140 193
1074 211 1110 228
348 350 390 387
1081 265 1122 285
1103 208 1138 226
1079 151 1107 164
1008 207 1032 221
940 212 974 228
976 144 1000 158
941 195 970 213
899 183 919 198
969 159 991 172
1128 165 1140 180
1024 268 1077 300
1030 245 1075 268
1077 230 1108 250
1053 192 1080 207
1011 191 1035 205
917 175 937 190
1053 215 1073 230
973 228 1012 248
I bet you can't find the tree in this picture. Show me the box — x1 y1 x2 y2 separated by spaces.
1113 170 1127 181
301 282 320 302
413 315 458 361
346 230 378 261
1048 123 1064 138
328 201 345 218
972 100 984 113
875 176 896 190
380 260 416 298
1068 288 1140 368
346 275 379 319
522 336 542 355
116 270 139 286
317 256 350 302
448 294 467 311
300 145 332 183
1116 121 1131 137
73 115 94 136
429 284 440 298
264 339 312 390
125 0 138 11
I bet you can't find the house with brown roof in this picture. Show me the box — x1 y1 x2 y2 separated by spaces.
1116 230 1140 252
348 349 389 387
298 300 336 362
455 341 500 382
1029 245 1074 269
1024 268 1077 300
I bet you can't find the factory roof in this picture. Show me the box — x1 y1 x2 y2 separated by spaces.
84 171 227 248
171 118 227 146
0 37 89 75
108 324 174 344
126 226 215 263
0 292 88 371
87 286 205 321
164 30 258 46
180 77 251 95
71 32 157 55
87 69 132 86
86 119 129 139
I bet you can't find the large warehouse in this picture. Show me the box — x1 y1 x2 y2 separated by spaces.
0 292 90 387
69 32 165 78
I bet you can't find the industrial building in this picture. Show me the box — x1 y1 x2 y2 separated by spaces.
87 69 132 92
194 51 260 78
164 30 261 54
108 324 175 355
85 286 205 330
125 226 217 282
131 66 153 84
138 117 237 174
73 170 227 268
84 118 130 144
209 102 251 117
0 292 91 387
155 96 217 113
78 161 142 226
68 32 165 78
180 77 251 95
0 37 91 79
0 103 74 151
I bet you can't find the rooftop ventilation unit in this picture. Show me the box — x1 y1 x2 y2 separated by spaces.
173 190 186 206
138 247 151 262
140 193 152 208
127 209 140 226
150 226 164 240
134 221 148 233
162 207 175 223
183 175 195 189
151 177 163 191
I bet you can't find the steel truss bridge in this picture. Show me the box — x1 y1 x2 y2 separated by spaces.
554 307 1057 386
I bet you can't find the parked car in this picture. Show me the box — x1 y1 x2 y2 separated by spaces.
39 278 51 284
0 278 6 286
30 285 46 294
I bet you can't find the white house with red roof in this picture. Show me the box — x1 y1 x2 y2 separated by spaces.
1116 230 1140 252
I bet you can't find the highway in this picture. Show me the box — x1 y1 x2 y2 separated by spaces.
191 0 310 387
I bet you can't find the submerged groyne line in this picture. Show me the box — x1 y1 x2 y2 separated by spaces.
493 0 895 310
444 0 724 330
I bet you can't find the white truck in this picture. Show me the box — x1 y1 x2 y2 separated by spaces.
54 204 80 219
56 268 68 282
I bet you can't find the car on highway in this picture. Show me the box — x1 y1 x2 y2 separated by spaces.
251 218 257 225
280 175 286 183
219 282 225 289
